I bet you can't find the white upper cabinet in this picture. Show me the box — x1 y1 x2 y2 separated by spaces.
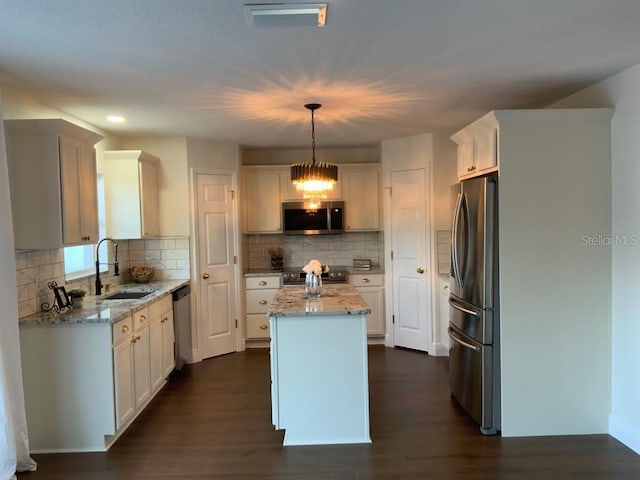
341 164 381 231
242 166 284 233
5 119 103 249
451 112 499 180
103 150 160 239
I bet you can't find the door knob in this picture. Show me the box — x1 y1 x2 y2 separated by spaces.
416 267 425 274
202 272 210 279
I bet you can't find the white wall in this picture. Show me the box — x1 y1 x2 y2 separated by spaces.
497 109 612 436
551 62 640 454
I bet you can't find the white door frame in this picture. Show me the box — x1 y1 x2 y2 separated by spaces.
189 167 244 364
381 138 438 355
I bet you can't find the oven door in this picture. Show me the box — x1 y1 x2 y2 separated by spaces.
448 326 496 434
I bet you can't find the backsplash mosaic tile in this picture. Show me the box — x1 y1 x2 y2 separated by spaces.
245 232 384 271
15 236 191 319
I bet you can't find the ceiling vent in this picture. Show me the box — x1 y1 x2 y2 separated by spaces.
244 3 327 28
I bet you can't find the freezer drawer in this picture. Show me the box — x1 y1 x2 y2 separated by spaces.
449 294 494 345
448 326 498 434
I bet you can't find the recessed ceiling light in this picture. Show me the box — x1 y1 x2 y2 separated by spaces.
244 3 327 28
106 115 126 123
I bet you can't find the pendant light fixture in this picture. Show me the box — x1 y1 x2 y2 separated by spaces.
291 103 338 209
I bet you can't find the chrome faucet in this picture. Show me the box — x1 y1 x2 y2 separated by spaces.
95 237 119 295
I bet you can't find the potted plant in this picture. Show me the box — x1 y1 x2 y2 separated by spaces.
68 288 86 307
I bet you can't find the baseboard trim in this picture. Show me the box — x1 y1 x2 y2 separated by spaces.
430 342 449 357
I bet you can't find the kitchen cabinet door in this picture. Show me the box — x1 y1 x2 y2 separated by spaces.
140 160 160 236
5 119 103 249
103 150 160 239
342 165 381 231
244 275 280 341
350 274 385 336
59 134 99 244
133 326 151 409
161 309 175 378
243 167 282 233
451 112 499 180
149 316 164 393
113 333 135 430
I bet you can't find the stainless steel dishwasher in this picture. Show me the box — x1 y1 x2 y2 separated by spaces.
172 284 191 370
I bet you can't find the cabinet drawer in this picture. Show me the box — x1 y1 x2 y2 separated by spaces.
245 276 280 289
246 314 271 339
133 307 150 331
148 294 172 319
349 273 384 287
112 316 133 345
246 289 278 313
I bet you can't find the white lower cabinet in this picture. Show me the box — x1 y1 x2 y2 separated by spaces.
112 297 174 435
113 316 135 430
245 275 280 341
149 295 175 392
133 322 152 409
350 273 385 337
19 290 180 453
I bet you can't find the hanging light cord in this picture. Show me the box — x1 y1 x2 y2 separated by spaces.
310 107 317 165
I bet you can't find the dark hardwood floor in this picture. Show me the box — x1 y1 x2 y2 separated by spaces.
20 346 640 479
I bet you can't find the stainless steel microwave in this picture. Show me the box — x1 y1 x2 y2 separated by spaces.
282 201 344 235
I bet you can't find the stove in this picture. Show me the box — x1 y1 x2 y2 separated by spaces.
282 266 348 285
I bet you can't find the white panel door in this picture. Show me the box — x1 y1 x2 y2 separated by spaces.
197 173 237 359
390 169 431 351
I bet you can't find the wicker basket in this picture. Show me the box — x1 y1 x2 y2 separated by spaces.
129 266 155 283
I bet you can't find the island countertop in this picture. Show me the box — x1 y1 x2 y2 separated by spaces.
268 284 370 317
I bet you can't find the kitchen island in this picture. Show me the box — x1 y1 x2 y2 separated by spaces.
268 284 371 446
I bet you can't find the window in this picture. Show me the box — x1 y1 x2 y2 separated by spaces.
64 174 108 280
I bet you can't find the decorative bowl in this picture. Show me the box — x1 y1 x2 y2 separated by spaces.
129 266 155 283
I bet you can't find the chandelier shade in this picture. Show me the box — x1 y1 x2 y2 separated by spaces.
290 103 337 200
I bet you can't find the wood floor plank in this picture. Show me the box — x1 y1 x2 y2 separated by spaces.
19 347 640 479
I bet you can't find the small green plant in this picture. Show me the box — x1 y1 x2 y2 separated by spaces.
68 288 86 298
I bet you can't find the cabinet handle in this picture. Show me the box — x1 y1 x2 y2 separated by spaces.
140 315 146 322
416 267 425 274
361 278 370 283
259 281 267 286
467 165 477 172
259 300 268 305
202 273 210 279
136 335 141 341
131 337 137 344
259 324 268 330
121 324 129 333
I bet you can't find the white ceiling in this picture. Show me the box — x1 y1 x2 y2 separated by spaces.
2 0 640 148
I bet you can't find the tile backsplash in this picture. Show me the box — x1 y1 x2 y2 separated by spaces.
15 236 191 319
245 232 384 271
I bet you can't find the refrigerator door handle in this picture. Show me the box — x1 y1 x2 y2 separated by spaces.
451 192 463 287
448 327 481 352
448 296 480 317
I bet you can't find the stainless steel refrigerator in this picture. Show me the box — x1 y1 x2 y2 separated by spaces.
449 173 500 435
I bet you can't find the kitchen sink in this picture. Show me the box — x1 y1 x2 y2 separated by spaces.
103 291 152 300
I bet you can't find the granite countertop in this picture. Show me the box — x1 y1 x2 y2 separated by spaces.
268 284 370 317
20 279 190 326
